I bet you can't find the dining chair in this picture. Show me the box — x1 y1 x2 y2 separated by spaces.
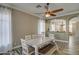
49 34 59 53
25 35 31 39
20 38 34 55
31 34 42 39
31 34 38 39
41 32 45 38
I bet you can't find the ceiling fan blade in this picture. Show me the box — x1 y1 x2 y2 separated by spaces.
50 13 56 16
51 8 64 13
34 13 44 14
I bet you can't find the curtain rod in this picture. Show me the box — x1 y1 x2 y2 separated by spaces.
0 5 13 10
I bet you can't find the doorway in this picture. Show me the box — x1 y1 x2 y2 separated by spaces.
69 16 79 54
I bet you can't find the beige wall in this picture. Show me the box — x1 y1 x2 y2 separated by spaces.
12 9 39 47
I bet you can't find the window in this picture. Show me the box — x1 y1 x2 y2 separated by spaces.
38 19 45 34
0 6 12 53
50 19 66 32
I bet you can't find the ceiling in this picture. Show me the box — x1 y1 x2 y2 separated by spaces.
3 3 79 18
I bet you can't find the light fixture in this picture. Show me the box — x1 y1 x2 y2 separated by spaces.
45 13 50 17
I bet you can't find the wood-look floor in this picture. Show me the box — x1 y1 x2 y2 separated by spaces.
55 36 79 55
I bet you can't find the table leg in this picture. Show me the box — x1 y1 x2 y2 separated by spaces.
26 45 29 55
35 46 38 55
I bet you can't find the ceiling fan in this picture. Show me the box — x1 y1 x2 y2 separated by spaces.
35 3 64 17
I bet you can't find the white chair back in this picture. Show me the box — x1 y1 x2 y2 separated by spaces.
31 34 42 39
31 34 38 39
41 32 45 38
20 38 29 55
21 38 34 55
25 35 31 39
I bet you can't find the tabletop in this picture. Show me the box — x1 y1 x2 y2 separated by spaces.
27 37 53 48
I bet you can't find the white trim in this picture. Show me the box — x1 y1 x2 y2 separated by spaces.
0 4 39 18
55 39 69 43
9 9 13 51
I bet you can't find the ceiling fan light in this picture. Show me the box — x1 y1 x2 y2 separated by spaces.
45 13 50 17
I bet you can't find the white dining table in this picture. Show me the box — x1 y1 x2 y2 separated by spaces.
26 37 54 55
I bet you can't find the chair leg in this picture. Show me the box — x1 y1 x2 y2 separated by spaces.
51 41 60 54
